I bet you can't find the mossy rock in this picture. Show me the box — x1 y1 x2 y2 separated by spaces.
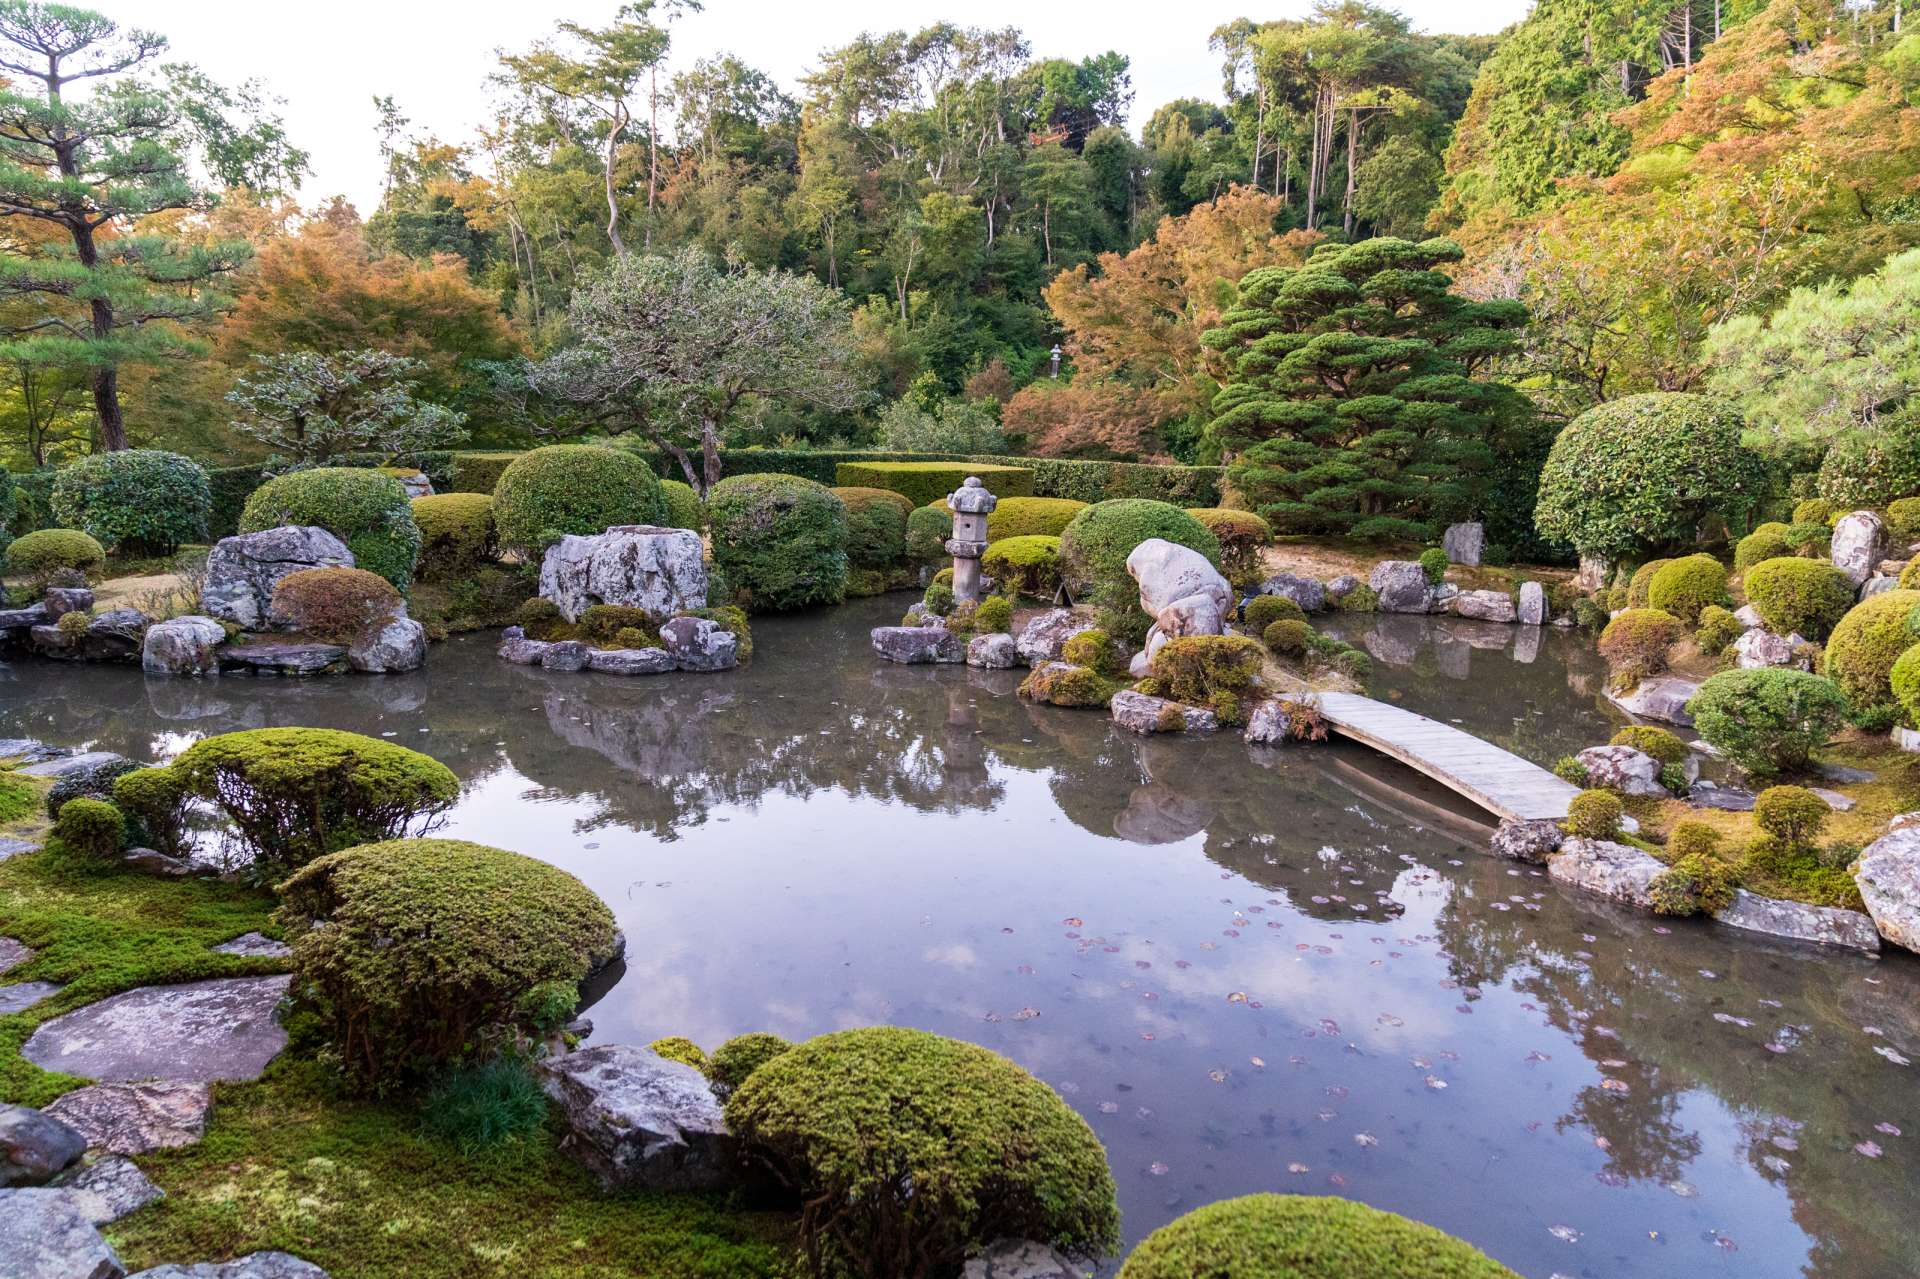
1019 662 1121 708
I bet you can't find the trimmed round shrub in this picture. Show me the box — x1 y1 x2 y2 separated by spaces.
1609 725 1687 766
1784 521 1831 556
1060 499 1220 624
449 451 522 494
1646 553 1729 624
980 495 1087 542
1817 418 1920 509
1625 558 1671 610
1904 560 1920 590
972 593 1012 633
270 567 402 642
1686 668 1851 777
724 1026 1120 1278
5 528 104 579
411 493 496 578
1649 853 1737 917
905 504 953 562
1744 557 1856 639
1185 508 1272 584
491 445 665 553
1148 634 1264 724
830 486 913 568
1596 608 1682 685
1893 643 1920 727
112 766 188 857
707 473 848 612
1667 820 1722 861
276 838 617 1090
1116 1194 1518 1279
171 727 460 876
241 468 420 589
1792 498 1835 525
658 479 704 531
49 796 124 862
1565 789 1623 839
1734 522 1792 572
649 1036 710 1072
1418 546 1450 585
705 1031 791 1097
44 754 140 821
1825 590 1920 713
1754 784 1830 847
1887 496 1920 542
1061 628 1126 677
51 449 210 556
982 534 1062 598
1534 392 1767 561
1244 594 1305 632
1263 618 1313 656
1696 604 1740 657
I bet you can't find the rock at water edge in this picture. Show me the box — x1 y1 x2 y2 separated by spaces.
1548 838 1667 909
871 626 966 664
1855 826 1920 954
1368 561 1432 614
1712 890 1880 953
537 1044 738 1191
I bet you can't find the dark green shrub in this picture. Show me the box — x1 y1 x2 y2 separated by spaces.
1609 725 1687 765
111 767 189 857
649 1036 710 1071
832 460 1034 507
904 504 953 562
1816 418 1920 509
1244 594 1305 631
829 486 913 568
449 451 523 494
5 528 104 579
1534 393 1767 561
1649 853 1738 917
1185 508 1272 585
1792 498 1835 525
1263 618 1313 656
1564 789 1623 839
1625 558 1671 610
659 478 704 531
1018 662 1121 707
1783 521 1831 556
51 449 210 555
241 468 420 589
1893 642 1920 727
1686 668 1851 777
513 596 570 641
1060 500 1221 597
922 581 955 616
49 796 123 862
982 534 1062 598
981 496 1086 541
1116 1193 1518 1279
1887 496 1920 542
411 493 496 578
1596 609 1682 685
44 755 140 821
1418 546 1449 584
270 567 402 642
277 838 618 1090
1061 628 1126 677
1573 597 1608 629
1695 604 1741 656
972 594 1012 633
1734 522 1792 571
1647 553 1729 624
1148 635 1264 724
1825 590 1920 713
1744 557 1856 639
1754 784 1830 847
707 473 848 612
420 1055 550 1153
706 1032 791 1097
492 446 664 554
1551 755 1589 785
724 1026 1120 1279
171 727 459 876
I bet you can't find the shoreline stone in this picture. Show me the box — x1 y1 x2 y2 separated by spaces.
537 1044 738 1191
1548 838 1666 908
537 526 708 623
1855 825 1920 954
1110 689 1217 735
871 625 966 664
1713 890 1880 953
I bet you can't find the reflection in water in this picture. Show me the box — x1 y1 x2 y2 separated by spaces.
3 596 1917 1279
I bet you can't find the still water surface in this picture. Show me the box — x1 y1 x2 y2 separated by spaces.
5 595 1917 1279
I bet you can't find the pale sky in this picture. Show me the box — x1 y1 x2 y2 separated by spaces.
89 0 1533 213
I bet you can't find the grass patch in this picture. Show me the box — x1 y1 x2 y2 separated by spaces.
109 1057 797 1277
0 771 38 824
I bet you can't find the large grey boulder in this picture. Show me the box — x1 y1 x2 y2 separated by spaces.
142 616 227 678
1605 675 1701 726
1110 689 1217 735
1442 521 1485 567
966 633 1019 669
660 616 738 672
1548 838 1667 908
587 647 674 676
21 975 289 1083
1733 627 1809 670
498 635 551 666
347 618 426 674
0 1188 125 1279
1855 825 1920 954
1516 581 1547 626
871 625 966 664
1830 511 1889 588
1 1104 86 1186
1453 589 1516 623
18 751 128 781
201 527 353 629
1014 609 1093 666
1713 890 1880 953
1368 560 1432 613
1575 744 1667 798
538 526 708 623
539 641 592 672
43 1082 213 1155
1322 574 1361 604
962 1239 1085 1279
1491 817 1563 863
538 1044 738 1191
127 1255 329 1279
1127 538 1232 678
0 603 49 633
1255 572 1324 613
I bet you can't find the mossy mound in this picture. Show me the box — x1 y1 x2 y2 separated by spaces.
1646 553 1729 624
241 468 420 589
1734 522 1791 572
492 446 665 553
1244 594 1305 632
1019 662 1121 708
5 528 105 579
1826 591 1920 714
1596 608 1682 685
1148 634 1264 724
706 1032 791 1096
982 534 1063 598
270 567 403 642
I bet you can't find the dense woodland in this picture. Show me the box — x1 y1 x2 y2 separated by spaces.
1 0 1916 556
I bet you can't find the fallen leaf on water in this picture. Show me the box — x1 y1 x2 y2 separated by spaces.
1856 1141 1884 1158
1227 991 1248 1004
1548 1225 1582 1244
1287 1162 1310 1174
1875 1122 1902 1136
1353 1132 1378 1147
1148 1162 1168 1176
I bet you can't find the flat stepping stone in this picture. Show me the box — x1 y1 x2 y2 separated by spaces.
0 738 65 764
50 1154 164 1224
15 750 127 779
0 837 37 862
0 938 31 977
43 1081 212 1154
0 1187 124 1279
1816 761 1875 784
22 975 290 1083
0 981 63 1015
217 642 348 676
212 932 291 960
129 1252 330 1278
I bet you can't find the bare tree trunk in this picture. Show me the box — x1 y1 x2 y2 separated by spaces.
1251 85 1266 191
701 424 722 494
605 105 628 258
1343 110 1359 237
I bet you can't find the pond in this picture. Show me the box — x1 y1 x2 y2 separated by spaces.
5 595 1917 1279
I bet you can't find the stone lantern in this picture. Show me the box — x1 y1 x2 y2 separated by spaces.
946 476 997 602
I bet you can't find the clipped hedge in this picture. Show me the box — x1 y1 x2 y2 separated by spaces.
659 478 704 531
983 534 1063 598
277 838 617 1089
51 449 210 555
4 527 104 579
449 451 523 495
835 460 1034 508
1744 557 1856 639
829 486 914 567
1646 553 1729 624
411 493 497 578
707 473 848 612
241 468 420 590
1687 668 1851 776
1825 590 1920 714
492 445 664 553
1116 1194 1519 1279
954 494 1088 542
725 1026 1119 1278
